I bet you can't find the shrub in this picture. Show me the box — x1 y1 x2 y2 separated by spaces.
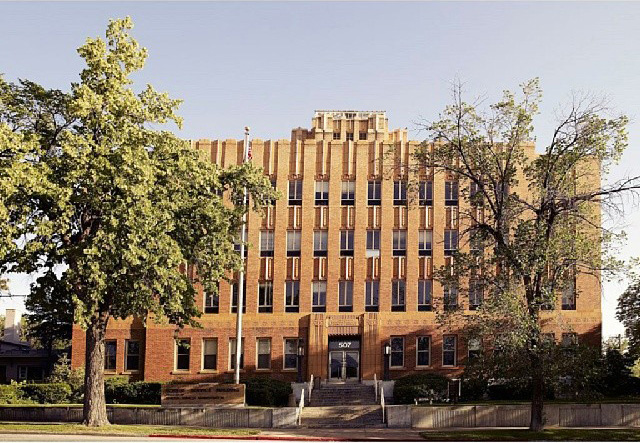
47 354 84 402
243 377 292 407
104 380 161 405
0 384 27 404
393 373 450 404
21 383 71 404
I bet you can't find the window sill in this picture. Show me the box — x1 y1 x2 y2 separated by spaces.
390 367 406 371
282 369 298 372
415 366 432 370
122 371 140 375
171 371 192 375
198 370 218 374
255 369 272 372
104 371 117 375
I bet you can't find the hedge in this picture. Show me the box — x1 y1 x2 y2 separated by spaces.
393 373 451 404
21 383 72 404
104 378 161 405
243 377 292 407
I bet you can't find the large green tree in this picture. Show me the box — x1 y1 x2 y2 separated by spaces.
412 79 637 430
0 18 277 426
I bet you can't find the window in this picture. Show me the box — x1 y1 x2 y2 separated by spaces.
340 230 354 256
287 231 301 257
365 281 379 312
260 230 274 257
315 180 329 206
443 335 457 367
258 282 273 313
359 131 367 141
204 289 219 314
444 230 458 256
417 336 431 366
392 230 407 257
231 280 246 313
468 338 481 361
444 285 458 311
341 181 355 205
105 340 116 371
314 231 328 257
339 281 353 312
470 181 482 205
125 340 140 372
392 280 406 312
469 280 483 310
445 181 459 206
390 337 404 368
17 366 44 382
366 230 380 257
284 338 299 370
257 338 271 370
418 280 432 311
285 281 300 313
288 180 302 205
333 131 341 140
419 181 433 206
202 338 218 371
393 181 407 205
418 230 432 257
561 333 578 347
368 181 381 206
269 178 277 205
346 132 354 141
562 277 576 310
229 338 244 370
175 339 190 371
312 281 327 312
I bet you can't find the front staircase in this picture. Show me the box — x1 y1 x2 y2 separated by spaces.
300 382 384 428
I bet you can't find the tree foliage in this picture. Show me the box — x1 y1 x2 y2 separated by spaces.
0 17 278 425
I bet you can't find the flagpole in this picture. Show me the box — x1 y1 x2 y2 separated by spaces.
234 126 250 386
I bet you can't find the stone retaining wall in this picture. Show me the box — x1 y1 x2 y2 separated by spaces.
386 403 640 428
0 406 298 428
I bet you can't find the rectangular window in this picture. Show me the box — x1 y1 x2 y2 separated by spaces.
562 276 576 310
287 231 301 257
365 281 379 312
470 181 482 205
260 230 274 257
419 181 433 206
315 180 329 206
339 281 353 312
202 338 218 371
393 230 407 257
175 339 190 371
17 366 44 382
393 181 407 205
445 181 459 206
204 289 219 314
562 333 578 347
418 280 433 311
125 340 140 372
333 131 341 140
341 181 355 205
229 338 244 370
257 338 271 370
368 181 381 206
288 180 303 205
366 230 380 257
105 340 117 371
417 336 431 367
258 282 273 313
444 285 458 311
231 280 246 313
469 280 483 310
359 131 367 141
444 230 458 256
390 336 404 368
285 281 300 313
340 230 354 256
314 231 328 257
312 281 327 312
418 230 432 257
284 338 299 370
443 335 457 367
392 280 406 312
468 338 481 361
346 132 354 141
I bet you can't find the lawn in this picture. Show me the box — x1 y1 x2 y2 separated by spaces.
420 429 640 441
0 422 259 437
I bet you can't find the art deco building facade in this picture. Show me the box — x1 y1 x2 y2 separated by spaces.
71 111 602 383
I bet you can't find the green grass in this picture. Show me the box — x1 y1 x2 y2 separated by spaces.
0 422 259 436
420 429 640 441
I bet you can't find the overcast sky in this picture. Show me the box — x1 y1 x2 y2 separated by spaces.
1 1 639 338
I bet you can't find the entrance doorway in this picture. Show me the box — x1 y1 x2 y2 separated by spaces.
328 337 360 381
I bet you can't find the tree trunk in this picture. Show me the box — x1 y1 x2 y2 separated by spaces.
83 311 110 426
529 351 545 431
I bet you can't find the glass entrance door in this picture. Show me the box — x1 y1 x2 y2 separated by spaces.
328 351 359 380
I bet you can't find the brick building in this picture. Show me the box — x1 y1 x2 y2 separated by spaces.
71 110 602 383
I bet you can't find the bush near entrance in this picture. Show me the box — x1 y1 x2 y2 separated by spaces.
394 373 450 404
243 377 292 407
104 377 161 405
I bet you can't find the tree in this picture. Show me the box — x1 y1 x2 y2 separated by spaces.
0 17 277 426
412 79 637 430
617 281 640 358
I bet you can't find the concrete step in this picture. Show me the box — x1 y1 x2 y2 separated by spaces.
309 383 378 406
300 405 384 428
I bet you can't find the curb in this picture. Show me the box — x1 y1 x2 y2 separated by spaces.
149 434 343 441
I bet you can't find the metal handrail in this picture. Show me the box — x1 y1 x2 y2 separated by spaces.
374 374 378 402
380 386 386 424
297 388 305 426
309 374 314 402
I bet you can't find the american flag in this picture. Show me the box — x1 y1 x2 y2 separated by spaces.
247 142 252 161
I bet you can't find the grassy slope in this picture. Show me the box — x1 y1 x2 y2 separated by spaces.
420 429 640 441
0 423 258 436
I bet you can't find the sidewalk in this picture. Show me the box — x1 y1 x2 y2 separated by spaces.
151 428 426 441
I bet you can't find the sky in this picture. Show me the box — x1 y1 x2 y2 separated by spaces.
1 1 639 339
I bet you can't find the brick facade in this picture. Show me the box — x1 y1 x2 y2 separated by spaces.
70 110 602 383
